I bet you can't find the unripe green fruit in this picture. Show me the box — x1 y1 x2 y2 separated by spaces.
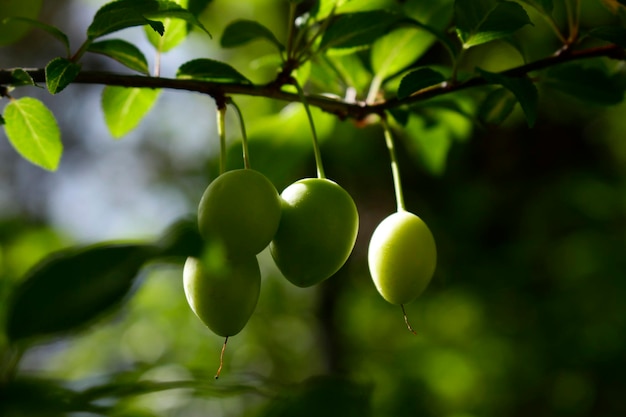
368 211 437 305
197 169 281 255
183 254 261 337
270 178 359 287
0 0 43 46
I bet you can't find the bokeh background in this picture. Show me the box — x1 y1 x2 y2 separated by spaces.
2 0 626 416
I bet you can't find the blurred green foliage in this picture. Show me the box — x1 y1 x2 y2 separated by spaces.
2 0 626 417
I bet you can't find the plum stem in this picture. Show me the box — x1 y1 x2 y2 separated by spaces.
293 79 326 179
401 304 417 335
214 336 229 379
217 104 227 175
381 117 406 212
228 99 251 169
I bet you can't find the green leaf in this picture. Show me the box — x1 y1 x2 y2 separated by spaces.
220 19 285 52
455 0 532 48
319 10 404 51
0 114 5 125
188 0 213 17
145 16 188 52
371 27 435 81
3 97 63 171
518 0 553 15
478 87 518 125
543 64 625 105
397 68 446 99
10 68 36 87
588 26 626 48
477 68 538 127
144 0 191 53
45 57 82 94
3 17 71 57
156 216 204 261
176 58 251 83
101 86 161 138
404 106 473 175
87 39 150 74
87 0 210 40
5 243 157 343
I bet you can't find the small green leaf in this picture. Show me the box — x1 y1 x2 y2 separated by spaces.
45 57 81 94
544 64 625 105
87 39 150 74
5 243 157 343
176 58 251 83
477 68 538 127
588 26 626 48
3 97 62 171
0 114 5 125
87 0 210 40
220 19 285 52
102 86 161 138
145 16 188 52
10 69 36 87
144 0 190 53
3 17 71 57
319 10 404 51
455 0 532 48
397 68 446 99
478 87 518 125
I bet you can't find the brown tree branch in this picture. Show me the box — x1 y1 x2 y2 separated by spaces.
0 44 623 121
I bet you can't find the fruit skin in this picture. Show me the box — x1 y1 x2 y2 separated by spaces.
183 254 261 337
368 211 436 305
197 169 281 256
0 0 43 46
270 178 359 287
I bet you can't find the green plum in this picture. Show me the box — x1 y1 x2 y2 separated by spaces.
368 210 436 305
0 0 43 46
197 169 281 256
183 254 260 338
270 178 359 287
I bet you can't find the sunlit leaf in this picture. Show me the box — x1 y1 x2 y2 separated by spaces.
6 243 158 343
543 64 625 105
477 68 538 127
319 10 404 51
145 0 190 53
87 39 150 74
3 17 71 56
177 58 251 83
371 28 435 81
221 19 285 52
2 97 62 171
87 0 210 40
455 0 532 48
45 57 81 94
478 87 518 125
101 86 161 138
397 68 446 99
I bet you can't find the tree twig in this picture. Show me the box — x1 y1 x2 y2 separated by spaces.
0 44 623 121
